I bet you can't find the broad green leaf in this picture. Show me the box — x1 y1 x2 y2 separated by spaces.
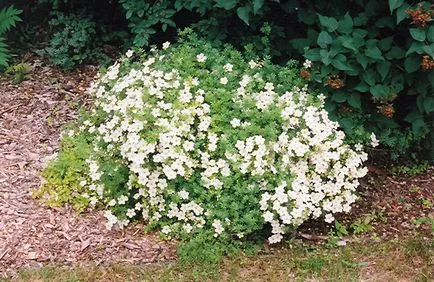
388 0 404 13
237 6 251 25
377 61 391 81
215 0 237 10
422 44 434 58
337 13 353 34
379 37 393 51
396 3 410 24
404 111 423 123
347 93 362 109
252 0 264 14
354 82 369 92
370 84 390 98
406 42 424 56
428 26 434 42
339 35 358 52
366 45 383 60
376 16 394 28
404 56 420 73
424 97 434 113
318 14 339 32
332 54 354 71
320 49 332 65
411 118 426 136
363 70 376 86
353 13 368 26
298 9 316 25
304 48 321 61
409 28 426 42
386 46 405 59
317 31 332 48
332 91 347 102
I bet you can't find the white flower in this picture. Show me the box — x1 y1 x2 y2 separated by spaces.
178 190 189 200
223 63 233 72
196 53 207 63
248 60 258 69
325 214 335 223
212 219 224 237
162 41 170 50
161 225 171 234
220 77 228 85
118 195 129 205
126 50 134 58
370 133 379 147
108 199 116 206
126 208 136 218
303 59 312 69
230 118 241 128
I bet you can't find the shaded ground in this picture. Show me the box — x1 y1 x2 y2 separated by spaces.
0 60 175 278
0 60 432 280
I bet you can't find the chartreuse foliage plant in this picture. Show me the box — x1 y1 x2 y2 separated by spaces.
37 32 372 259
0 5 22 68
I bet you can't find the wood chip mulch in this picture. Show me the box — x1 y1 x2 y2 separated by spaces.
0 60 176 278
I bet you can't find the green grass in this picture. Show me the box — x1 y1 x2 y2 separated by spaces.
6 236 433 282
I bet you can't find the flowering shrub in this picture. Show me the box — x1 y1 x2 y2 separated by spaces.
37 33 371 252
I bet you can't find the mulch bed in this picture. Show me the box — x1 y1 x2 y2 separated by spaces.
0 60 175 278
0 58 432 277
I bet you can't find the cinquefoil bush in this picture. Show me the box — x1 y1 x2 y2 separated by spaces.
38 32 372 247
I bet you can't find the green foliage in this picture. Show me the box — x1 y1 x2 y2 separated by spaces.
298 1 434 159
391 160 430 176
45 12 107 70
5 62 32 84
34 129 93 212
0 5 22 68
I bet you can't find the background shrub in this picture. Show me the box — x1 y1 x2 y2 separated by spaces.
5 0 434 160
0 5 22 68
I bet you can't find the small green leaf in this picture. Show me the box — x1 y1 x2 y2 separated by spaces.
317 31 333 48
377 61 391 81
237 6 251 25
318 14 339 32
404 56 421 73
409 28 426 42
389 0 404 13
347 93 362 109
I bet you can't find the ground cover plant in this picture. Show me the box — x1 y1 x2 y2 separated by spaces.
35 31 377 260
